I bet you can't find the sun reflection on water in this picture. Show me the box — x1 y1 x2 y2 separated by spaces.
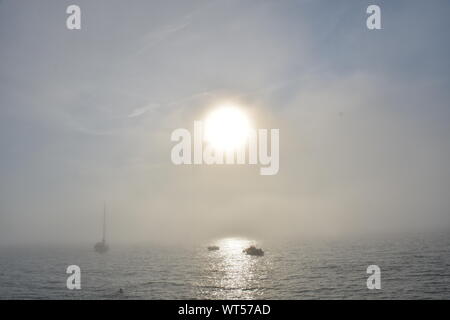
197 238 271 299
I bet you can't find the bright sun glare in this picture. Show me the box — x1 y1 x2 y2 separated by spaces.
204 104 251 152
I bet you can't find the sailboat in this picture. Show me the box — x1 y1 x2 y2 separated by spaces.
94 204 109 253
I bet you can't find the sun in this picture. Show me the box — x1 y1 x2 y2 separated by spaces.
204 104 251 152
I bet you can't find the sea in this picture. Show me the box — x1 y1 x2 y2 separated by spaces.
1 234 450 299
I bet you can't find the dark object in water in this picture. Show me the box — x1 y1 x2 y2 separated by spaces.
119 288 124 294
94 240 109 253
207 246 220 251
243 246 264 256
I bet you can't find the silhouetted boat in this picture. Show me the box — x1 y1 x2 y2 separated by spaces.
243 246 264 256
207 246 220 251
94 204 109 253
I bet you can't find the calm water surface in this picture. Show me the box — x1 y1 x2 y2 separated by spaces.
1 235 450 299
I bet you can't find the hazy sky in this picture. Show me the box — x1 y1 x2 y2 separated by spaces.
1 0 450 245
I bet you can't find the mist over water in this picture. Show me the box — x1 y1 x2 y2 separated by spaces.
1 234 449 299
1 0 450 299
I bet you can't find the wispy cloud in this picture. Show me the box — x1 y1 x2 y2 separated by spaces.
128 106 151 118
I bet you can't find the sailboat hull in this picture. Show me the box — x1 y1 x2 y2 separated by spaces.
94 241 109 253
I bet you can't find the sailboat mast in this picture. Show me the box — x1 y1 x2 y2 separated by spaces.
102 203 106 243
